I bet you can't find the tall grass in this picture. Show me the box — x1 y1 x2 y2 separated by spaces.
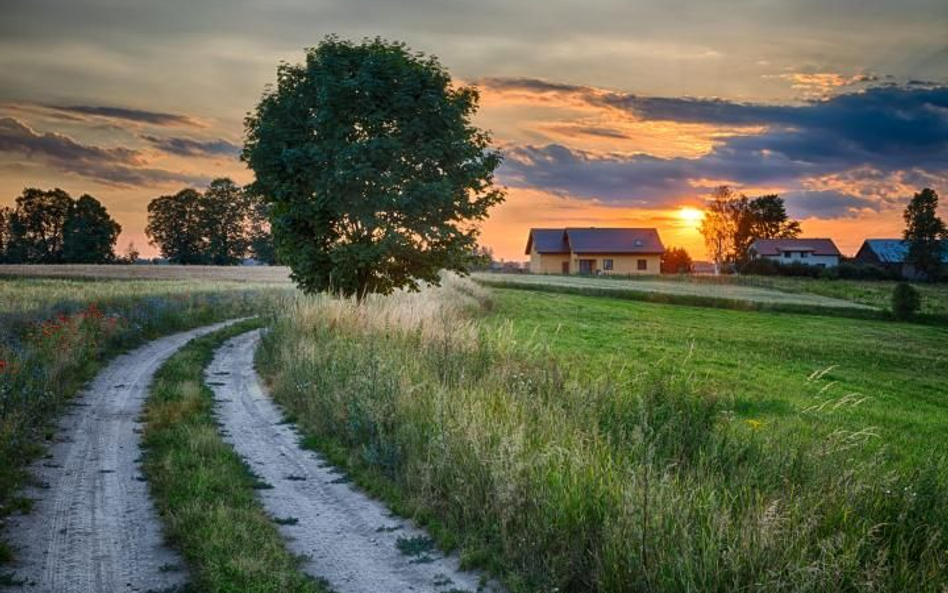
258 274 948 592
0 278 291 560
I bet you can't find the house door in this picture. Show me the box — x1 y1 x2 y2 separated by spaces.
579 259 594 274
561 261 570 274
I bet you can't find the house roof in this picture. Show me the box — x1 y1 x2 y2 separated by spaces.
859 239 948 264
751 238 841 257
525 229 570 254
526 228 664 255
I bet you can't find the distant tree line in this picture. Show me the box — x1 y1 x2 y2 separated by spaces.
145 178 275 265
698 185 946 280
0 179 275 266
699 186 801 271
0 188 122 263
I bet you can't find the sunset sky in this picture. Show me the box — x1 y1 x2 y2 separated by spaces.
1 0 946 261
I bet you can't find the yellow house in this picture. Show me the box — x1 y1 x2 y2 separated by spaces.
526 228 665 275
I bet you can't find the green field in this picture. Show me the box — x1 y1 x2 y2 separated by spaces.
4 268 948 592
485 287 948 465
260 275 948 592
732 275 948 318
474 272 948 322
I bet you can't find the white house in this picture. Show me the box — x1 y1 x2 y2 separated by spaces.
749 238 842 268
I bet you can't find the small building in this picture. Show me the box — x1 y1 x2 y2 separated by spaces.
525 228 664 275
749 238 841 268
854 239 948 278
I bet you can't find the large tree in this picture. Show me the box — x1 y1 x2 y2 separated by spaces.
903 187 946 280
145 179 267 265
700 186 801 270
734 194 801 263
243 37 505 297
62 194 122 263
146 188 207 264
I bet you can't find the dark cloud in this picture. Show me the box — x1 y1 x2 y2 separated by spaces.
782 190 879 218
46 105 202 127
0 117 204 186
496 83 948 216
142 135 240 157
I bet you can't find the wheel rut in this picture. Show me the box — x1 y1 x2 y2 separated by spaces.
206 330 503 593
2 320 242 593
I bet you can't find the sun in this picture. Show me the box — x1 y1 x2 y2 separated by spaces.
677 207 704 228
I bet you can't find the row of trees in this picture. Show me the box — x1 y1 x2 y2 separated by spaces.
145 178 274 265
698 185 946 280
0 189 122 264
699 186 801 270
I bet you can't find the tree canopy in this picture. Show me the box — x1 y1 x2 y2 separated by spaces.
661 246 694 274
0 188 121 263
903 187 946 280
700 186 801 270
243 36 505 298
145 178 271 265
146 188 207 264
63 194 122 263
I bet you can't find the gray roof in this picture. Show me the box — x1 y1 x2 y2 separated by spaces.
526 227 664 255
525 229 569 254
751 238 841 257
860 239 948 264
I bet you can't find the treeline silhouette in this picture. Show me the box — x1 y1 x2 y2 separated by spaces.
145 178 274 265
0 178 275 265
0 188 121 264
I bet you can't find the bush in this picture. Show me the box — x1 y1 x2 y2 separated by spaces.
739 259 901 281
835 261 901 280
891 282 922 320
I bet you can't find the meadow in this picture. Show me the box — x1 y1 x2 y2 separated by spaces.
474 272 948 322
258 274 948 592
3 266 946 592
0 274 291 561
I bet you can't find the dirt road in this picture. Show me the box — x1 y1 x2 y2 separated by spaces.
2 320 241 593
207 330 502 593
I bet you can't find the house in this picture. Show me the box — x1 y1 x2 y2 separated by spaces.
854 239 948 278
525 228 664 275
749 238 841 268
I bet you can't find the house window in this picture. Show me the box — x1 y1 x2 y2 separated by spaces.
579 259 595 274
637 259 647 271
801 251 809 258
783 251 792 259
603 259 614 271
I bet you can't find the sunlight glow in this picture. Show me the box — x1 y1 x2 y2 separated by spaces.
677 207 704 229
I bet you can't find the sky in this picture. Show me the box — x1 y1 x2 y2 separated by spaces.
1 0 946 261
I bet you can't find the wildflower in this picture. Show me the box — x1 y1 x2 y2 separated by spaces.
0 360 6 372
745 419 765 430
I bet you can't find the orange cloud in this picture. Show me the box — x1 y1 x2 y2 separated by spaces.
473 79 765 159
767 71 878 99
